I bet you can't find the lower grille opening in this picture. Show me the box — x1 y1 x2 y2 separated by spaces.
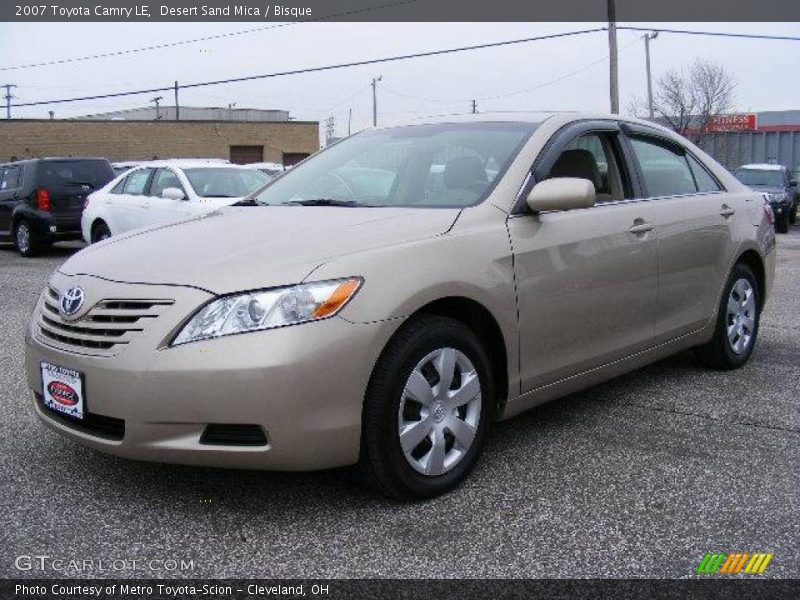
200 424 268 447
35 393 125 441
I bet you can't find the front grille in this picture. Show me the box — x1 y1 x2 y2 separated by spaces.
35 392 125 441
200 424 268 447
37 287 173 356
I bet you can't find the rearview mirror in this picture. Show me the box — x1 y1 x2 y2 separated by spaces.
526 178 595 213
789 179 797 187
162 187 186 201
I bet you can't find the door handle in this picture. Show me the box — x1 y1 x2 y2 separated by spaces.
629 222 654 235
720 204 735 217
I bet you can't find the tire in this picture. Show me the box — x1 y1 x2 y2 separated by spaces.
91 220 112 243
14 220 41 257
790 200 798 225
360 315 494 500
698 263 760 370
775 211 789 233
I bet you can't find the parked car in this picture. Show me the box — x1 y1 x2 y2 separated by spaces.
247 162 285 179
733 163 798 233
81 160 270 242
26 115 775 499
0 158 115 256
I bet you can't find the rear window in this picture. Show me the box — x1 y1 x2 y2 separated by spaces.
37 160 115 189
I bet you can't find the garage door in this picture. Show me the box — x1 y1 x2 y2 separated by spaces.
229 145 264 164
282 152 311 167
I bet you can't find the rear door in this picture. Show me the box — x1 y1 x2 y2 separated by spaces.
113 167 155 234
622 126 735 342
36 160 115 233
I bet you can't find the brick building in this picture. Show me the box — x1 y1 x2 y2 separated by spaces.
0 118 319 166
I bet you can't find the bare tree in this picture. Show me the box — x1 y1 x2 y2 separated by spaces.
628 59 736 135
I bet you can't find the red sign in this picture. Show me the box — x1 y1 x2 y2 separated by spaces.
704 113 757 132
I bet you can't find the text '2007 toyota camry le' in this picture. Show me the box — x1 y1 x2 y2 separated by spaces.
25 114 775 499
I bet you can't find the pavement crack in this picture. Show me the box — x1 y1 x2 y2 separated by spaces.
616 401 800 437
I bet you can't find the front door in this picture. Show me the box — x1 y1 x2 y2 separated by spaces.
509 128 658 392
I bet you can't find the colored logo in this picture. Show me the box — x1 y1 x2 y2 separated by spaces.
47 381 78 406
60 287 85 316
696 552 773 575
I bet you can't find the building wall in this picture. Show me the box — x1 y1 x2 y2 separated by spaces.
694 130 800 179
0 120 319 164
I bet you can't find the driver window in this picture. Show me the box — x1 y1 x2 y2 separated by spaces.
547 133 629 202
150 168 186 198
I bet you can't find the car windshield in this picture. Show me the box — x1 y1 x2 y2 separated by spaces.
184 168 269 198
39 160 115 188
735 168 785 188
252 122 536 208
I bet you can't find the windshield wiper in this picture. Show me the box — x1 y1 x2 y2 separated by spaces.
284 198 373 207
231 198 259 206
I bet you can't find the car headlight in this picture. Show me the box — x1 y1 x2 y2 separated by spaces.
769 192 787 202
172 277 362 346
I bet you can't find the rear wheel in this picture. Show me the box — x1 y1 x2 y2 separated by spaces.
91 220 111 243
360 316 494 499
14 220 41 257
698 263 760 370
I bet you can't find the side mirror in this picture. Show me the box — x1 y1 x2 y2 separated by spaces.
162 187 186 200
789 179 797 187
526 178 596 213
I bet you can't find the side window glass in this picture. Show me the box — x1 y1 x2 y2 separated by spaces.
2 166 21 190
0 168 6 190
150 169 186 198
629 137 697 197
111 177 127 194
122 169 151 196
686 154 722 193
548 133 628 202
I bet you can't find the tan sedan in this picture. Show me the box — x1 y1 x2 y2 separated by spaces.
25 114 776 499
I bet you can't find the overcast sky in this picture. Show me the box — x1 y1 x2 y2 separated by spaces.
0 21 798 138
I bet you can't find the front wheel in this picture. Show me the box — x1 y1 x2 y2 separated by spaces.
775 211 789 233
91 220 112 243
360 316 494 499
698 263 760 370
789 200 798 225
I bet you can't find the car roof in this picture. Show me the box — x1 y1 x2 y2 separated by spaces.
736 163 785 171
2 157 110 166
128 159 255 169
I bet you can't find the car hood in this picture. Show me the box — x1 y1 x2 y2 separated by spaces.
748 185 785 195
59 206 460 294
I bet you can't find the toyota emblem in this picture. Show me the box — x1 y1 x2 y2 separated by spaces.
60 287 85 316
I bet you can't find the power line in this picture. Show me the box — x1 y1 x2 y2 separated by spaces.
10 27 607 109
0 0 419 72
618 26 800 42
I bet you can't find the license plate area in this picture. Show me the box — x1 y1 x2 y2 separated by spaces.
40 361 84 420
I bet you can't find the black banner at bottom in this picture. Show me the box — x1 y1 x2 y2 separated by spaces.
3 579 800 600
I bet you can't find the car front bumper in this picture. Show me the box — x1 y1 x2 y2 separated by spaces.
25 272 399 471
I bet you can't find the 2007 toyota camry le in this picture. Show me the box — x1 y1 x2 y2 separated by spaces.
25 114 776 499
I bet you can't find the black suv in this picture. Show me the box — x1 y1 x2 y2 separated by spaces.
733 163 798 233
0 158 115 256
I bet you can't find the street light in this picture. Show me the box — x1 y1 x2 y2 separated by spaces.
644 31 659 119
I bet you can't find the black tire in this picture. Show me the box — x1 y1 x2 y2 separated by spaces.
775 211 789 233
698 263 760 370
789 200 798 225
91 220 112 243
360 315 494 500
14 220 41 257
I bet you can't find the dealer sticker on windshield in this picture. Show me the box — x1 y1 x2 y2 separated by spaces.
41 361 84 420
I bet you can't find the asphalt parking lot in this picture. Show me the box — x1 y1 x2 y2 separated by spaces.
1 229 798 580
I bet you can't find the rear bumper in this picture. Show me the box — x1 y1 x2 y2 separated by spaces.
23 210 82 238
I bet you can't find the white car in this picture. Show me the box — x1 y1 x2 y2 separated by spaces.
82 160 270 243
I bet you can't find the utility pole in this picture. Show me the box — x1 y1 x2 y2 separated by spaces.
325 115 336 145
371 76 382 127
348 107 352 136
174 81 180 121
150 95 163 120
3 84 17 119
644 32 659 119
607 0 619 114
471 99 478 114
